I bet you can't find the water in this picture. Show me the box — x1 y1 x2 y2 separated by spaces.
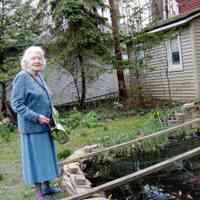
84 131 200 200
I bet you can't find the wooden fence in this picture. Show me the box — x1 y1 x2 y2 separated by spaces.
60 118 200 200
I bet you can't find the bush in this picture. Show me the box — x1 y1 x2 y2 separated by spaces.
0 123 16 142
57 148 72 160
82 111 103 128
61 108 82 135
0 174 3 181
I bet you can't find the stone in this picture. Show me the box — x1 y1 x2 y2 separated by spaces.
175 112 185 123
1 117 11 124
70 174 91 187
60 145 108 199
181 102 194 111
83 144 99 154
61 175 77 195
65 162 81 174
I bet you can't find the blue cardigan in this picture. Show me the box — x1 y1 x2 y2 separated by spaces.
11 70 53 134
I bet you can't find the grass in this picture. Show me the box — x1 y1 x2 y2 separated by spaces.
0 133 34 200
0 108 169 199
59 110 167 151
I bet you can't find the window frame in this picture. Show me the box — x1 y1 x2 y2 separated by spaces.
166 34 183 72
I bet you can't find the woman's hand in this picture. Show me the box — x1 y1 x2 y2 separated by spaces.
38 114 50 125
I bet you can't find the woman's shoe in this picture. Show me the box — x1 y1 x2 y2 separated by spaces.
42 187 61 195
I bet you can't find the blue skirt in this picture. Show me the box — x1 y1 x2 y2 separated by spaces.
20 132 60 185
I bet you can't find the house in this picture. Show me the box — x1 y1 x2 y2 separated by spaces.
43 64 119 106
177 0 200 14
129 8 200 102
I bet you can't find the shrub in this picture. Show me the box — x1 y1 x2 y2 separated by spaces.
61 108 82 135
57 148 72 160
82 111 102 128
0 174 3 181
0 123 16 142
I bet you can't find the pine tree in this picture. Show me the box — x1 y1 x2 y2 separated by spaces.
48 0 112 109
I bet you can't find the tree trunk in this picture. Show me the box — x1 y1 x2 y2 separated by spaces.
164 0 169 19
135 68 143 106
79 55 86 110
108 0 128 102
0 82 7 117
165 68 172 104
164 43 172 104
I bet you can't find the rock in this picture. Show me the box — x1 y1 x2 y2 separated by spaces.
175 112 185 123
70 174 91 187
1 117 11 124
65 162 81 174
113 101 124 109
60 144 108 199
83 144 99 154
66 145 99 162
181 102 194 111
62 174 77 195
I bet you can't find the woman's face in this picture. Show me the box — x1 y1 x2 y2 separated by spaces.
29 52 43 72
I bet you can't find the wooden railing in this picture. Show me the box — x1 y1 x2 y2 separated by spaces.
60 118 200 200
61 146 200 200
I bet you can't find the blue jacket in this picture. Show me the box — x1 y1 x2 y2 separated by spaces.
11 70 53 134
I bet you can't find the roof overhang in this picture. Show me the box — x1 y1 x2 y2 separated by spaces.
147 8 200 33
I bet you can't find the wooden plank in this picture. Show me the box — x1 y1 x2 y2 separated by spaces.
61 146 200 200
60 118 200 166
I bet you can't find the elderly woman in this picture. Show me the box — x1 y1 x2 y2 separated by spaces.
11 46 60 199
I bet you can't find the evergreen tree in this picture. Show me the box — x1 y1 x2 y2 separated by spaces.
48 0 112 109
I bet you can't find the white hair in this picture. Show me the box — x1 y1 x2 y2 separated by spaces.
21 46 46 72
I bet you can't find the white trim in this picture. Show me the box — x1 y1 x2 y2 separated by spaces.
168 64 183 72
191 23 200 98
149 12 200 33
163 0 167 20
167 34 183 72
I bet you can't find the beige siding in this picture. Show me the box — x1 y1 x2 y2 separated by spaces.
193 18 200 98
129 23 197 102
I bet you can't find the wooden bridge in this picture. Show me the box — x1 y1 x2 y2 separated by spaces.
59 118 200 200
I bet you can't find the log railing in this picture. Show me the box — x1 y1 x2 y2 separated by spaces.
60 118 200 200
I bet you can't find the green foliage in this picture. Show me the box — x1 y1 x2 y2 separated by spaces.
47 0 112 107
0 0 40 115
68 109 164 149
57 148 72 160
0 174 3 181
51 107 82 144
59 109 104 133
82 111 102 128
50 0 112 63
0 0 40 84
94 110 169 148
63 108 82 134
0 123 15 142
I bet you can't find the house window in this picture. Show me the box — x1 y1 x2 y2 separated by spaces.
167 34 183 72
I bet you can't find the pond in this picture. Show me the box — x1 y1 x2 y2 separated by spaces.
84 130 200 200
